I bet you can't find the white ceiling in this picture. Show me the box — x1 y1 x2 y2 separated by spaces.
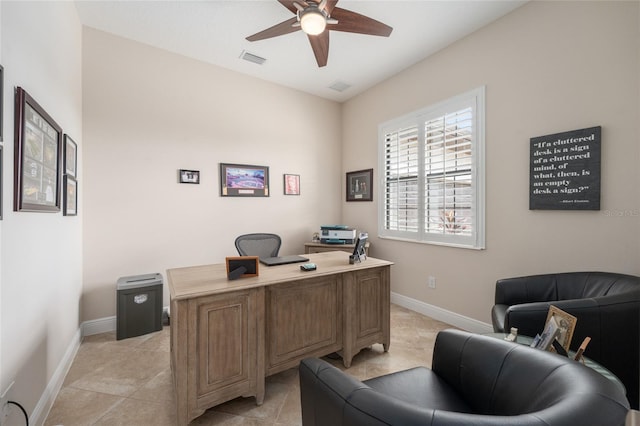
74 0 526 102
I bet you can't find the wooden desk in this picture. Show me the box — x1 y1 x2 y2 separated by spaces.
167 251 392 425
304 241 370 256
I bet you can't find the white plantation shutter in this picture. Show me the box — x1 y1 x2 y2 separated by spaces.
384 125 419 232
379 87 485 249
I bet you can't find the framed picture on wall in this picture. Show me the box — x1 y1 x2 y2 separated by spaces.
346 168 373 201
284 174 300 195
220 163 269 197
14 86 63 212
64 134 77 178
179 169 200 184
63 175 77 216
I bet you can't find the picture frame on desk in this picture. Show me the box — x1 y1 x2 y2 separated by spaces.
346 168 373 202
225 256 259 280
14 87 63 212
220 163 269 197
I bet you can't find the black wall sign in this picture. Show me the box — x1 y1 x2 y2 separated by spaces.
529 126 601 210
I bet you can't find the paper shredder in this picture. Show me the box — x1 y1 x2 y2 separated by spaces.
116 273 163 340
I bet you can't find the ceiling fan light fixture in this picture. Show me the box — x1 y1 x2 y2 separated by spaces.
300 9 326 35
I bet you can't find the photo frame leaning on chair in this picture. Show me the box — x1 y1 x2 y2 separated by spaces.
530 305 577 353
545 305 577 353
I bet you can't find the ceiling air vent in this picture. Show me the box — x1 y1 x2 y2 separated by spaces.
240 50 266 65
329 80 351 92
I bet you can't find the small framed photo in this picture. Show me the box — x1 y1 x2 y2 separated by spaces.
545 305 577 353
220 163 269 197
225 256 259 280
530 315 559 351
63 175 77 216
64 134 77 178
179 169 200 184
346 168 373 202
284 174 300 195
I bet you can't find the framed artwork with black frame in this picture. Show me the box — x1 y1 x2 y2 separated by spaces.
64 134 77 178
14 86 63 212
220 163 269 197
346 168 373 201
63 175 77 216
284 173 300 195
179 169 200 184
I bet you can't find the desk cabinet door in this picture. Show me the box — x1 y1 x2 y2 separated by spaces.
190 290 260 402
344 267 390 355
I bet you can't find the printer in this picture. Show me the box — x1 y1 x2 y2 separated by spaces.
320 225 357 244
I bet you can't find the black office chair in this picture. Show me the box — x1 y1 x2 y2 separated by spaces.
234 233 282 258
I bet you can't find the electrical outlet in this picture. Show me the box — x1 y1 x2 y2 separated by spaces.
0 381 15 426
428 276 436 289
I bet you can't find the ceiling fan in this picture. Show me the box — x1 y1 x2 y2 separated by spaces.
246 0 393 67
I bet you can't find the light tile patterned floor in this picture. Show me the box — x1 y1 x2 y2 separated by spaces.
44 304 453 425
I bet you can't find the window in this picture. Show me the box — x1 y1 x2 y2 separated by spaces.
378 87 485 249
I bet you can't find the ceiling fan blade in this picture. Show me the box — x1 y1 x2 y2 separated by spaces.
307 31 329 67
329 7 393 37
324 0 338 14
278 0 304 14
246 17 300 42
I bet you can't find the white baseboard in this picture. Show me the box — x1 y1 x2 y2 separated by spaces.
82 315 116 337
391 291 493 334
31 327 82 426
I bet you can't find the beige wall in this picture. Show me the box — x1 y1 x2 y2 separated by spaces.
82 28 343 321
342 1 640 323
0 2 83 423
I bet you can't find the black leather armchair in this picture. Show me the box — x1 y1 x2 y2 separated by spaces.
491 271 640 409
299 329 629 425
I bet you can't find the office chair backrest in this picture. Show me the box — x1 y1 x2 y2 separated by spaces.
235 233 282 258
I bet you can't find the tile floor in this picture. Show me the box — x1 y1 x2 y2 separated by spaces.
44 304 454 425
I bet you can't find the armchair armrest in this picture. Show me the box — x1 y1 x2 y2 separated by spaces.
299 358 436 426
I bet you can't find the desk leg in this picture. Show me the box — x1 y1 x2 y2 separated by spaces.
342 350 354 369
